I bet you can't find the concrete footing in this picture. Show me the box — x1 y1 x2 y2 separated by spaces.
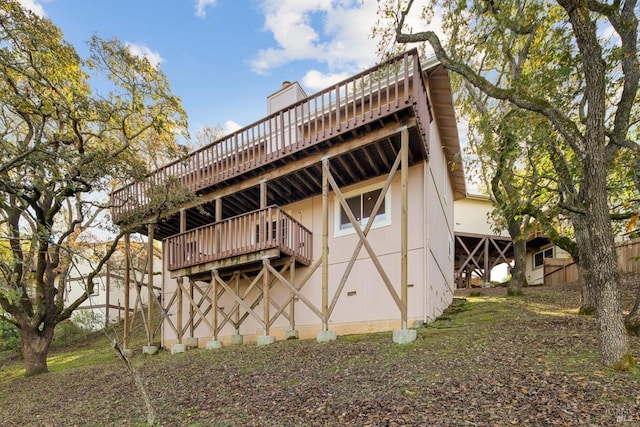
122 348 135 358
205 340 223 350
171 343 186 354
230 334 244 345
285 330 299 340
392 328 417 344
142 345 159 355
256 335 276 346
316 330 337 342
183 337 199 349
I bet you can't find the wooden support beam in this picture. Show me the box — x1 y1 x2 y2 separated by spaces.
212 269 266 327
178 279 213 332
123 234 131 348
325 163 404 312
105 262 110 328
484 238 490 283
147 223 155 345
263 258 270 335
401 127 408 329
177 276 183 343
180 209 186 233
321 157 329 331
211 273 218 340
265 261 324 320
157 289 179 337
234 273 240 334
455 236 487 276
289 260 296 330
189 280 194 336
259 180 267 209
328 144 401 317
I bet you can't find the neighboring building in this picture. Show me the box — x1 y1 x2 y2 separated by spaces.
110 50 467 348
453 195 513 287
64 241 162 329
453 195 572 287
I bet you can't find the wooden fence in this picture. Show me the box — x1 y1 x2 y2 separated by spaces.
543 238 640 286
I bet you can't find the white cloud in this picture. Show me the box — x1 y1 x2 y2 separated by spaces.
250 0 379 75
301 69 350 92
194 0 217 18
16 0 46 17
224 120 242 134
125 42 164 68
250 0 440 77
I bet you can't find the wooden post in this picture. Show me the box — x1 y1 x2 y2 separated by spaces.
215 197 222 253
123 234 131 348
289 260 296 330
234 273 240 334
321 157 329 331
105 261 110 328
211 272 218 341
189 280 194 336
147 223 155 345
180 209 186 233
401 128 408 329
260 180 267 208
263 259 270 335
483 238 490 284
177 277 183 343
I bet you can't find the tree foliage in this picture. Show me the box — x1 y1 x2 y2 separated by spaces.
0 1 188 376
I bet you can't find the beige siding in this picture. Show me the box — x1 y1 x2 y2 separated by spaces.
454 197 508 237
424 122 455 321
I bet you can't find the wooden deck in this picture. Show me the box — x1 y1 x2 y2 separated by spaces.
110 49 430 225
165 205 312 272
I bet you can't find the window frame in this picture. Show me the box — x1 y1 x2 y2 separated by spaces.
334 182 391 237
533 247 554 269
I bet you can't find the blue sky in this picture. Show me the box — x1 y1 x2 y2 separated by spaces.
19 0 436 140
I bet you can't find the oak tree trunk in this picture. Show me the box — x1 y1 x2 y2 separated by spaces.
573 215 597 314
625 290 640 336
507 219 527 296
577 263 598 315
583 141 631 367
20 323 55 377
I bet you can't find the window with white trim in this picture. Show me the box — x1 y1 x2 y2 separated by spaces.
533 247 554 269
335 184 391 236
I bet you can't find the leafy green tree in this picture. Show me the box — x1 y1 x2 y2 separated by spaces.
0 1 188 376
459 83 542 296
378 0 638 368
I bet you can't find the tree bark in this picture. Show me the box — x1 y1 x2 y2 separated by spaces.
577 262 597 315
584 151 631 367
20 323 55 377
572 214 597 314
626 295 640 336
507 219 527 296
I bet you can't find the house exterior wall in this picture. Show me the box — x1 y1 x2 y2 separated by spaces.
65 248 162 329
424 119 455 321
161 152 457 345
525 244 571 285
454 196 508 237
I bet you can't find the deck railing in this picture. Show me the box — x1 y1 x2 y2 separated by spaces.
111 49 428 223
165 205 313 271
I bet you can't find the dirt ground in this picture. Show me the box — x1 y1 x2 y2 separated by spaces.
1 275 639 426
